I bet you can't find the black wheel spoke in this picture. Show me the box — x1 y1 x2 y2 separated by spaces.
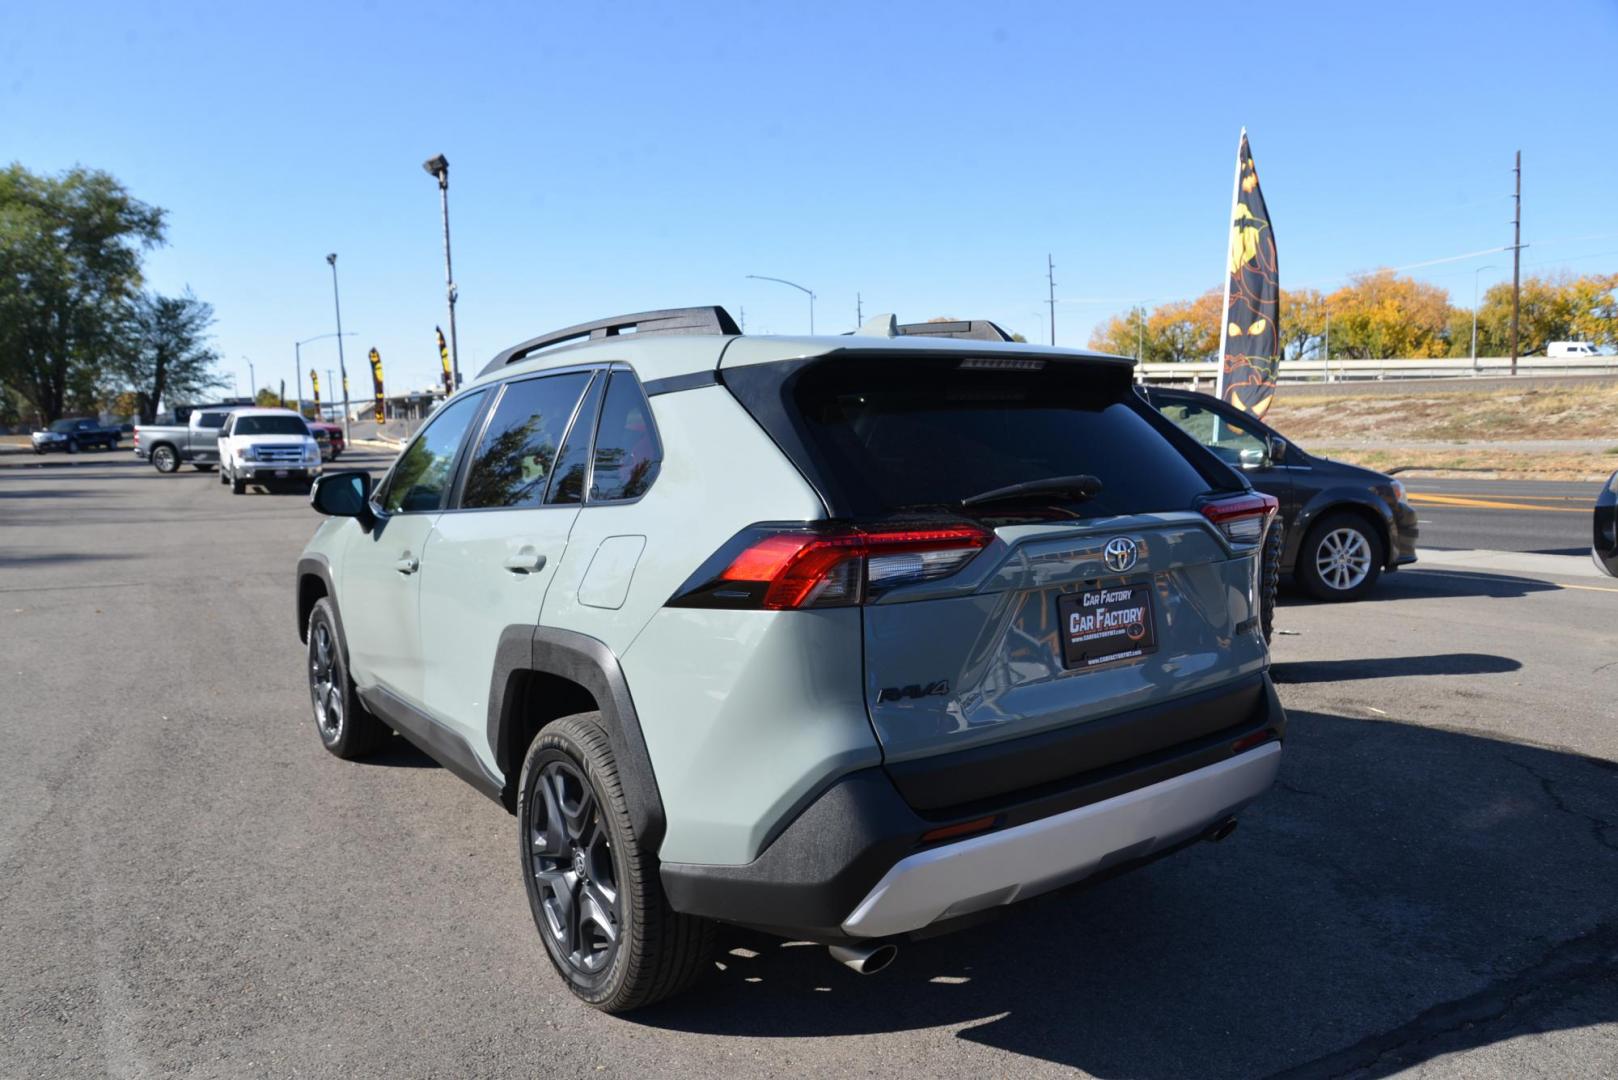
524 755 625 978
581 880 618 944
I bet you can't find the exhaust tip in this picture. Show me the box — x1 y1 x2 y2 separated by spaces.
828 941 899 975
1203 817 1239 843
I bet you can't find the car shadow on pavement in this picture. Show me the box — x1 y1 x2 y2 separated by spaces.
1271 652 1521 684
632 710 1618 1078
1281 568 1561 605
356 734 440 769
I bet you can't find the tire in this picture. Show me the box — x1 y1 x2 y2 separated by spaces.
518 713 715 1013
218 466 229 484
65 438 78 454
151 445 179 473
231 475 246 494
1297 511 1383 602
306 598 389 759
1259 519 1283 643
33 446 44 455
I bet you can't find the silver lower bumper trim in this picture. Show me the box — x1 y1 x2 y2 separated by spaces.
841 742 1282 938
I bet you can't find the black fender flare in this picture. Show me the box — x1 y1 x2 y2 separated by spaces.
487 626 666 848
1286 490 1396 570
296 555 344 652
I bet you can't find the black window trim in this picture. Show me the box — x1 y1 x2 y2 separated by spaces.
370 386 494 520
582 363 664 508
446 363 604 514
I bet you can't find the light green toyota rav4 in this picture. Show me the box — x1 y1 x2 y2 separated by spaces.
296 306 1285 1012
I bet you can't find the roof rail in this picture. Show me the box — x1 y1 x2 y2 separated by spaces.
478 306 742 377
894 319 1014 343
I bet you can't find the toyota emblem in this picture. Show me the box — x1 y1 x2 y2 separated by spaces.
1103 536 1139 574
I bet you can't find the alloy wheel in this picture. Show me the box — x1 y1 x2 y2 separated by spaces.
309 622 344 742
1315 527 1372 592
527 760 620 977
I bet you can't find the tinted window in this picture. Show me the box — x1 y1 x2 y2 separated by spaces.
460 372 591 510
232 415 309 436
588 372 660 502
380 389 487 514
775 356 1216 519
545 373 604 505
1157 400 1268 467
49 420 79 432
196 412 228 429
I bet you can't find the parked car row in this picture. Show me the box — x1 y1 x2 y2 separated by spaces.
135 406 324 493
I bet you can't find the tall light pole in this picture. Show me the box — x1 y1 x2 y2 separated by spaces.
243 356 256 402
1471 264 1498 373
325 254 353 444
746 274 815 334
296 332 355 418
422 154 460 390
1047 254 1057 346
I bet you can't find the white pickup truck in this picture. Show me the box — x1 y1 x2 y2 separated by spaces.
217 407 323 494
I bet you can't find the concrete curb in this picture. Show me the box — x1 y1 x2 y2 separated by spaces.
1413 547 1608 581
349 438 401 450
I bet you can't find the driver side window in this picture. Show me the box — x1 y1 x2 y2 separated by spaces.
1158 401 1268 467
378 390 488 514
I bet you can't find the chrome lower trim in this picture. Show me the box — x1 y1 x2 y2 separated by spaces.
840 742 1281 938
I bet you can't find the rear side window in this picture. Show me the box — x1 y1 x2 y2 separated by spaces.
460 372 591 510
545 373 604 505
196 412 228 429
588 372 661 502
380 389 487 514
732 354 1221 519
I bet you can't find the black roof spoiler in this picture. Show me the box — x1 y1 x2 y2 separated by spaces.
478 306 741 377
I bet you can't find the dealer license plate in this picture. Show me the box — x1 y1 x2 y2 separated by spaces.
1057 582 1158 669
274 470 288 478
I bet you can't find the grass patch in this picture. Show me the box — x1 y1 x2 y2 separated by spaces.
1269 383 1618 442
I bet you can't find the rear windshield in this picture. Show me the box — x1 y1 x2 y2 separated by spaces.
727 354 1227 520
233 415 309 436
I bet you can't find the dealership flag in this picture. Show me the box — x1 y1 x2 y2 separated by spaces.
1214 129 1280 418
436 327 453 394
368 348 386 424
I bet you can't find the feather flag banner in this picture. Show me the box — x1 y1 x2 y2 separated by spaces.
1215 130 1280 417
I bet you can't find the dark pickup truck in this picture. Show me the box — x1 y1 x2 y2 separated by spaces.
31 418 121 454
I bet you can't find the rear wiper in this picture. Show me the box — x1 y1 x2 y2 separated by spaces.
960 474 1103 509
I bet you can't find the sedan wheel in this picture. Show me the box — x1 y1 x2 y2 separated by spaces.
1298 513 1384 601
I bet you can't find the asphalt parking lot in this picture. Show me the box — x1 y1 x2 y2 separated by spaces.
2 452 1615 1078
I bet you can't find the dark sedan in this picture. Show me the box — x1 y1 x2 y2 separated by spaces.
1595 470 1618 577
1143 386 1418 601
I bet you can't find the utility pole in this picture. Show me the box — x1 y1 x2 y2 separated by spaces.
1046 253 1056 346
1136 306 1144 361
856 292 862 327
245 358 255 401
1511 150 1522 376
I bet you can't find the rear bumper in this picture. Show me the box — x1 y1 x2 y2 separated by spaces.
661 672 1285 943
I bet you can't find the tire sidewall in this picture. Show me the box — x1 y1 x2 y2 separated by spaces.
307 601 348 750
517 720 634 1005
153 446 177 473
1300 513 1383 601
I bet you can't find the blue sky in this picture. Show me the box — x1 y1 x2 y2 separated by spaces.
6 1 1618 397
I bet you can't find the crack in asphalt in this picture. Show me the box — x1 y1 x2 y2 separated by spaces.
1262 921 1618 1080
1509 755 1618 856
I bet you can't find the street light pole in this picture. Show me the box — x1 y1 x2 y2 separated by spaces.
422 155 460 389
244 357 256 402
325 254 353 445
297 332 356 419
746 274 815 334
1471 265 1498 373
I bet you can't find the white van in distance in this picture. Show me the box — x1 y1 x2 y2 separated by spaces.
1547 341 1599 358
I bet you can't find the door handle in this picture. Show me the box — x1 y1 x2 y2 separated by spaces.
503 550 547 575
394 554 419 575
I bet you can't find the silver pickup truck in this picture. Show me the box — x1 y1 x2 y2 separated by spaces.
133 408 230 473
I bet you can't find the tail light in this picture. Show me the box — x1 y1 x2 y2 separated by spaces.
1199 492 1278 547
671 524 991 610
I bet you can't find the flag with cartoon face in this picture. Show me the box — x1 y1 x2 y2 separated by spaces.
1216 132 1279 418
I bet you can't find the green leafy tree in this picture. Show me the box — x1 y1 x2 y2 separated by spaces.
111 291 224 423
0 164 166 421
1470 272 1618 356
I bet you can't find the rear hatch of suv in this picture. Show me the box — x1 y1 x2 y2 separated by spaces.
710 346 1274 812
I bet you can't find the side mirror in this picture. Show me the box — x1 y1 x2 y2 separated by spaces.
310 470 375 530
1238 447 1268 470
1267 435 1287 464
